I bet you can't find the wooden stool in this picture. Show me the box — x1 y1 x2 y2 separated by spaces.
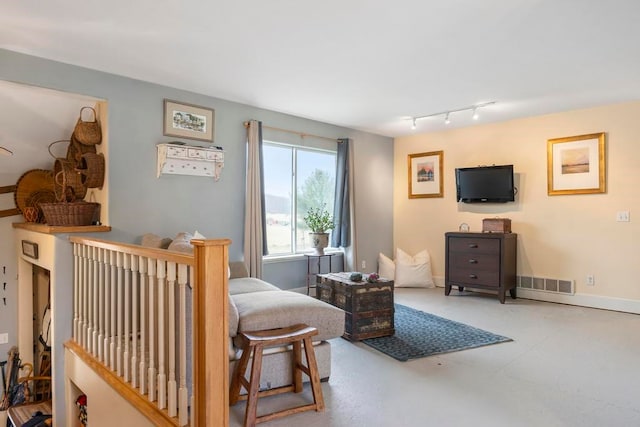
229 323 325 427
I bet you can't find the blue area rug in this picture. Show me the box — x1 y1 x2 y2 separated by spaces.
362 304 512 361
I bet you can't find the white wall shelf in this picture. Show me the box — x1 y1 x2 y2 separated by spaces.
157 143 224 180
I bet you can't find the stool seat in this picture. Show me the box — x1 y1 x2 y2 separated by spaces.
230 323 325 427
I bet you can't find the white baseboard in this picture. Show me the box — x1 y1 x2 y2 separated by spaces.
516 288 640 314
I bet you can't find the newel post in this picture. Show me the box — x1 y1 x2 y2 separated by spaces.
191 238 231 427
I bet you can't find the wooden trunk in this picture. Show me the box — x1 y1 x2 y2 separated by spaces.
316 273 394 341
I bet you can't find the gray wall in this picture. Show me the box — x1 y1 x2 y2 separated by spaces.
0 48 393 359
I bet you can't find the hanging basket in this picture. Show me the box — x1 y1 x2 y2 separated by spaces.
54 158 87 202
40 201 100 226
77 152 105 188
72 106 102 146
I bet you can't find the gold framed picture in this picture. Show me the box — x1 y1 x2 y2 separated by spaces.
163 99 215 142
547 132 606 195
408 150 443 198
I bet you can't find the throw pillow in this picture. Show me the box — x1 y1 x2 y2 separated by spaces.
167 232 195 253
395 248 435 288
140 233 172 249
378 252 395 281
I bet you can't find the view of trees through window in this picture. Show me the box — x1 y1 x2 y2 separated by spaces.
263 142 336 255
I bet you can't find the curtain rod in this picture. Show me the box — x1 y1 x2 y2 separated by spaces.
243 121 340 143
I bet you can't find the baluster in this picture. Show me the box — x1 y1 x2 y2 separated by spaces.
92 246 100 356
79 245 87 348
117 252 124 376
110 250 117 371
123 253 131 382
97 248 105 363
103 250 111 367
166 262 177 416
178 263 189 426
86 246 94 353
147 257 157 401
131 255 139 388
157 260 167 409
73 243 80 341
139 258 148 395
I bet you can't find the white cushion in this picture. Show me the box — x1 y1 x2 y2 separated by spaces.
167 232 194 253
378 252 395 281
395 248 434 288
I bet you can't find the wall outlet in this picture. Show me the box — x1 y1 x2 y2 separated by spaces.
586 275 595 286
0 333 8 344
361 260 366 270
616 211 630 222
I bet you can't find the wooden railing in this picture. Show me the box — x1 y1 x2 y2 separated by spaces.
67 236 230 426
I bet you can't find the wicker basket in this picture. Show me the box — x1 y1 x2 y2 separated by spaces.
40 202 100 226
78 152 105 188
73 106 102 146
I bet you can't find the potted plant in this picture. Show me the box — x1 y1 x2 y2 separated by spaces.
303 205 335 255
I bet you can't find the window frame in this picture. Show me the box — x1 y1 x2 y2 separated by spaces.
262 140 337 258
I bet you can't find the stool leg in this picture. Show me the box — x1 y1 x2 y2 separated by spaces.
244 346 264 427
292 340 302 393
230 344 252 406
302 337 325 411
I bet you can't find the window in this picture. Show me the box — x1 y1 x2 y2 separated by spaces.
263 141 337 256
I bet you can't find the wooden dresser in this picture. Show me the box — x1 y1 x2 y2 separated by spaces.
445 232 517 303
316 273 394 341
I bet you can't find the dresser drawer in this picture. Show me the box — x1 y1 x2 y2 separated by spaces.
448 237 500 254
448 267 499 287
449 252 499 270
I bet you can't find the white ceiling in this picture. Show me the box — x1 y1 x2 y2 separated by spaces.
1 1 640 137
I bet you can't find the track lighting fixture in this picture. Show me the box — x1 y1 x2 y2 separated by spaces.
0 146 13 156
409 101 495 129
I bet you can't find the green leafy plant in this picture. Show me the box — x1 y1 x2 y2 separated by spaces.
303 204 335 233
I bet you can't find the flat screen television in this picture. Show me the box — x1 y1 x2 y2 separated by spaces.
455 165 515 203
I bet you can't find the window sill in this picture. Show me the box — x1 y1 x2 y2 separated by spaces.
263 250 343 264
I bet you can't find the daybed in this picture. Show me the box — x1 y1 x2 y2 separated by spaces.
227 262 345 389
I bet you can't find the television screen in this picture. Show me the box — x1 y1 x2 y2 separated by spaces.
456 165 515 203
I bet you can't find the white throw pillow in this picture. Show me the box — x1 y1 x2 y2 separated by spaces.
167 232 195 253
378 252 395 281
395 248 434 288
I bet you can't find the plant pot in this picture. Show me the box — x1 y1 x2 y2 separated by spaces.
309 232 329 255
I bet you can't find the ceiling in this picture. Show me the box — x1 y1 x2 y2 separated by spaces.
1 1 640 137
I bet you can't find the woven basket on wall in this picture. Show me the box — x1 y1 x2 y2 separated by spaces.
53 158 87 201
77 152 105 188
72 106 102 146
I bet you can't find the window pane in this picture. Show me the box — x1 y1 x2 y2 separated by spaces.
263 144 293 255
296 149 336 253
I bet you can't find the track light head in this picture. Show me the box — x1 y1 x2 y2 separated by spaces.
411 118 416 130
444 112 450 125
472 107 479 120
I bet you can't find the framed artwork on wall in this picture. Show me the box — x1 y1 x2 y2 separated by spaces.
408 150 443 198
547 132 606 195
163 99 215 142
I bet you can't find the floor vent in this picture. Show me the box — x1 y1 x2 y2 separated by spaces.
517 276 574 295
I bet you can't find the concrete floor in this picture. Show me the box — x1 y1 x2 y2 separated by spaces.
229 288 640 427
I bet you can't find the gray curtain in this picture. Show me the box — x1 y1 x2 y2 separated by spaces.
332 138 350 247
244 120 267 278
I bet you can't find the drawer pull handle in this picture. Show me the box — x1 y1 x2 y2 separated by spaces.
468 259 477 264
469 274 478 279
468 243 478 248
